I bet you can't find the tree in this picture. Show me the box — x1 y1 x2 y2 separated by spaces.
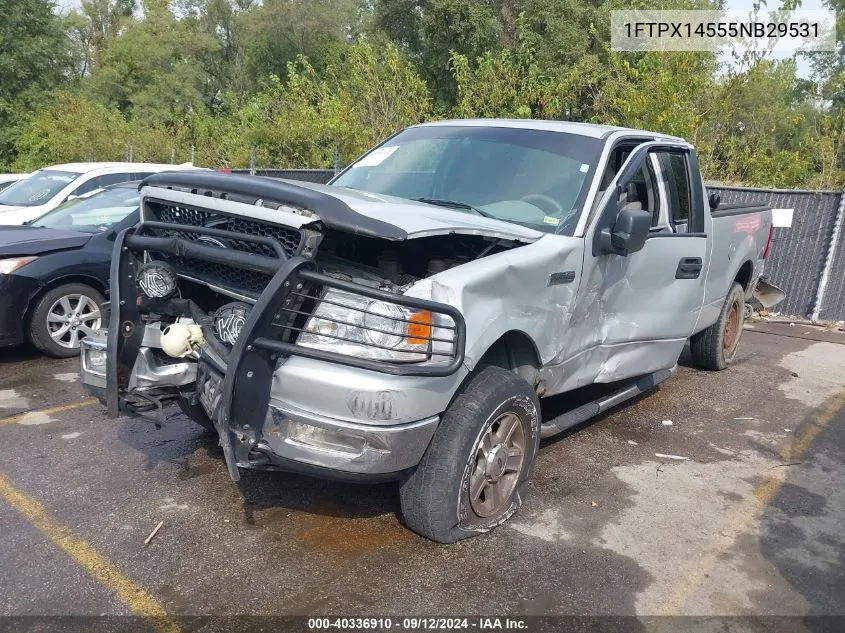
0 0 72 166
235 0 359 86
66 0 136 78
12 94 175 169
373 0 502 105
87 0 218 124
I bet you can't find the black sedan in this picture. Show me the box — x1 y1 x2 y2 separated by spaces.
0 182 140 357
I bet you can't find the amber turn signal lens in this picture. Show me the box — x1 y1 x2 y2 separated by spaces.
407 310 432 345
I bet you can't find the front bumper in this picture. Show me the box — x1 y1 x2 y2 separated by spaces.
0 274 39 347
95 224 465 481
81 336 440 477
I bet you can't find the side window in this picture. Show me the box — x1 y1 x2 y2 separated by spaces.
658 153 692 229
619 157 660 227
94 172 132 188
70 173 132 198
133 172 154 180
70 178 99 197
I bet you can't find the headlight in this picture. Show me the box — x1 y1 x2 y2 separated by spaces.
137 261 178 299
0 256 37 274
297 289 433 362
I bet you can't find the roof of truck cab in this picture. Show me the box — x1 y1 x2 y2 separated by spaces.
415 118 686 142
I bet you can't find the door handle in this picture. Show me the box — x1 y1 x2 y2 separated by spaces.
676 257 703 279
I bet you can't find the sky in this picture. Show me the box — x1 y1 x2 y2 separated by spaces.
723 0 828 77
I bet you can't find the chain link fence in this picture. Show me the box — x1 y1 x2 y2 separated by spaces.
708 185 845 321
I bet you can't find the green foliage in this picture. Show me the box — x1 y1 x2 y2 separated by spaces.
374 0 502 104
86 0 219 124
5 0 845 188
192 41 432 168
236 0 358 82
12 94 175 170
0 0 72 167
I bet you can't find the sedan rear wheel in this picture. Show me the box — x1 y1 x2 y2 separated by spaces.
29 284 105 358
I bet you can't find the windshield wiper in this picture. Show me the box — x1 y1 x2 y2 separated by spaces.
412 197 496 219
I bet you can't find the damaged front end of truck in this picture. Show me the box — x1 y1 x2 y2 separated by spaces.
81 172 535 481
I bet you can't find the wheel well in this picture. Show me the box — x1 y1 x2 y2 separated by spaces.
24 275 108 326
477 330 542 388
734 261 754 292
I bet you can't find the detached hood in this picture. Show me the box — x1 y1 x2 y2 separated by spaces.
140 172 545 243
0 226 91 256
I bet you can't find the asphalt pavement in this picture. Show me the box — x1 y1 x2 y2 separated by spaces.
0 322 843 633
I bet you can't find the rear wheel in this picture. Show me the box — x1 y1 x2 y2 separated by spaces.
399 366 541 543
690 282 745 371
28 284 105 358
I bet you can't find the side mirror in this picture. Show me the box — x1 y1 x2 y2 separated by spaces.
599 207 652 256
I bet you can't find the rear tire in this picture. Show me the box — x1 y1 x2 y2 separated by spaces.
28 283 105 358
399 366 541 543
690 282 745 371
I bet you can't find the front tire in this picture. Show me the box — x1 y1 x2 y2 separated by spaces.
690 282 745 371
28 283 105 358
399 366 541 543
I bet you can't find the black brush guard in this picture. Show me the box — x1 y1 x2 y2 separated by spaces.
106 223 466 480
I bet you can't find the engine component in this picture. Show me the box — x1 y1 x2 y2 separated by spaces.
160 322 204 358
427 259 449 275
377 254 402 280
137 261 178 299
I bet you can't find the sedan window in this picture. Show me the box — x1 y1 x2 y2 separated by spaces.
0 170 81 207
32 187 139 233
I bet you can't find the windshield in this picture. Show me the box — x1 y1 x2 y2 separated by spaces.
332 125 603 234
0 169 81 207
33 186 139 233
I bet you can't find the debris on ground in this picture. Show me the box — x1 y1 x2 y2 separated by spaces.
661 420 673 426
627 440 638 445
590 501 598 507
144 521 164 545
790 371 799 377
655 453 690 461
734 417 755 420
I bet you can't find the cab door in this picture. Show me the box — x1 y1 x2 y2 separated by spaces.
565 142 708 384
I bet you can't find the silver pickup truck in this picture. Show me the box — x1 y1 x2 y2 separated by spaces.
81 119 775 542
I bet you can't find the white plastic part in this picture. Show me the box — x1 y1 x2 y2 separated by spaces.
160 323 204 358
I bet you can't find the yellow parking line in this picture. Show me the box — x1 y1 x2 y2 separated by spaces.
0 399 98 426
0 473 182 633
658 389 845 616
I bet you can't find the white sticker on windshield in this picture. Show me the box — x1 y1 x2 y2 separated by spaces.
353 146 399 168
579 163 590 173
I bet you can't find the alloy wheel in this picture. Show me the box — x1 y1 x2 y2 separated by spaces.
46 294 102 349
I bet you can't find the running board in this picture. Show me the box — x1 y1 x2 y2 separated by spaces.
540 366 676 439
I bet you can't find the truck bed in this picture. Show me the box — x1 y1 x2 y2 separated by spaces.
710 202 770 218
